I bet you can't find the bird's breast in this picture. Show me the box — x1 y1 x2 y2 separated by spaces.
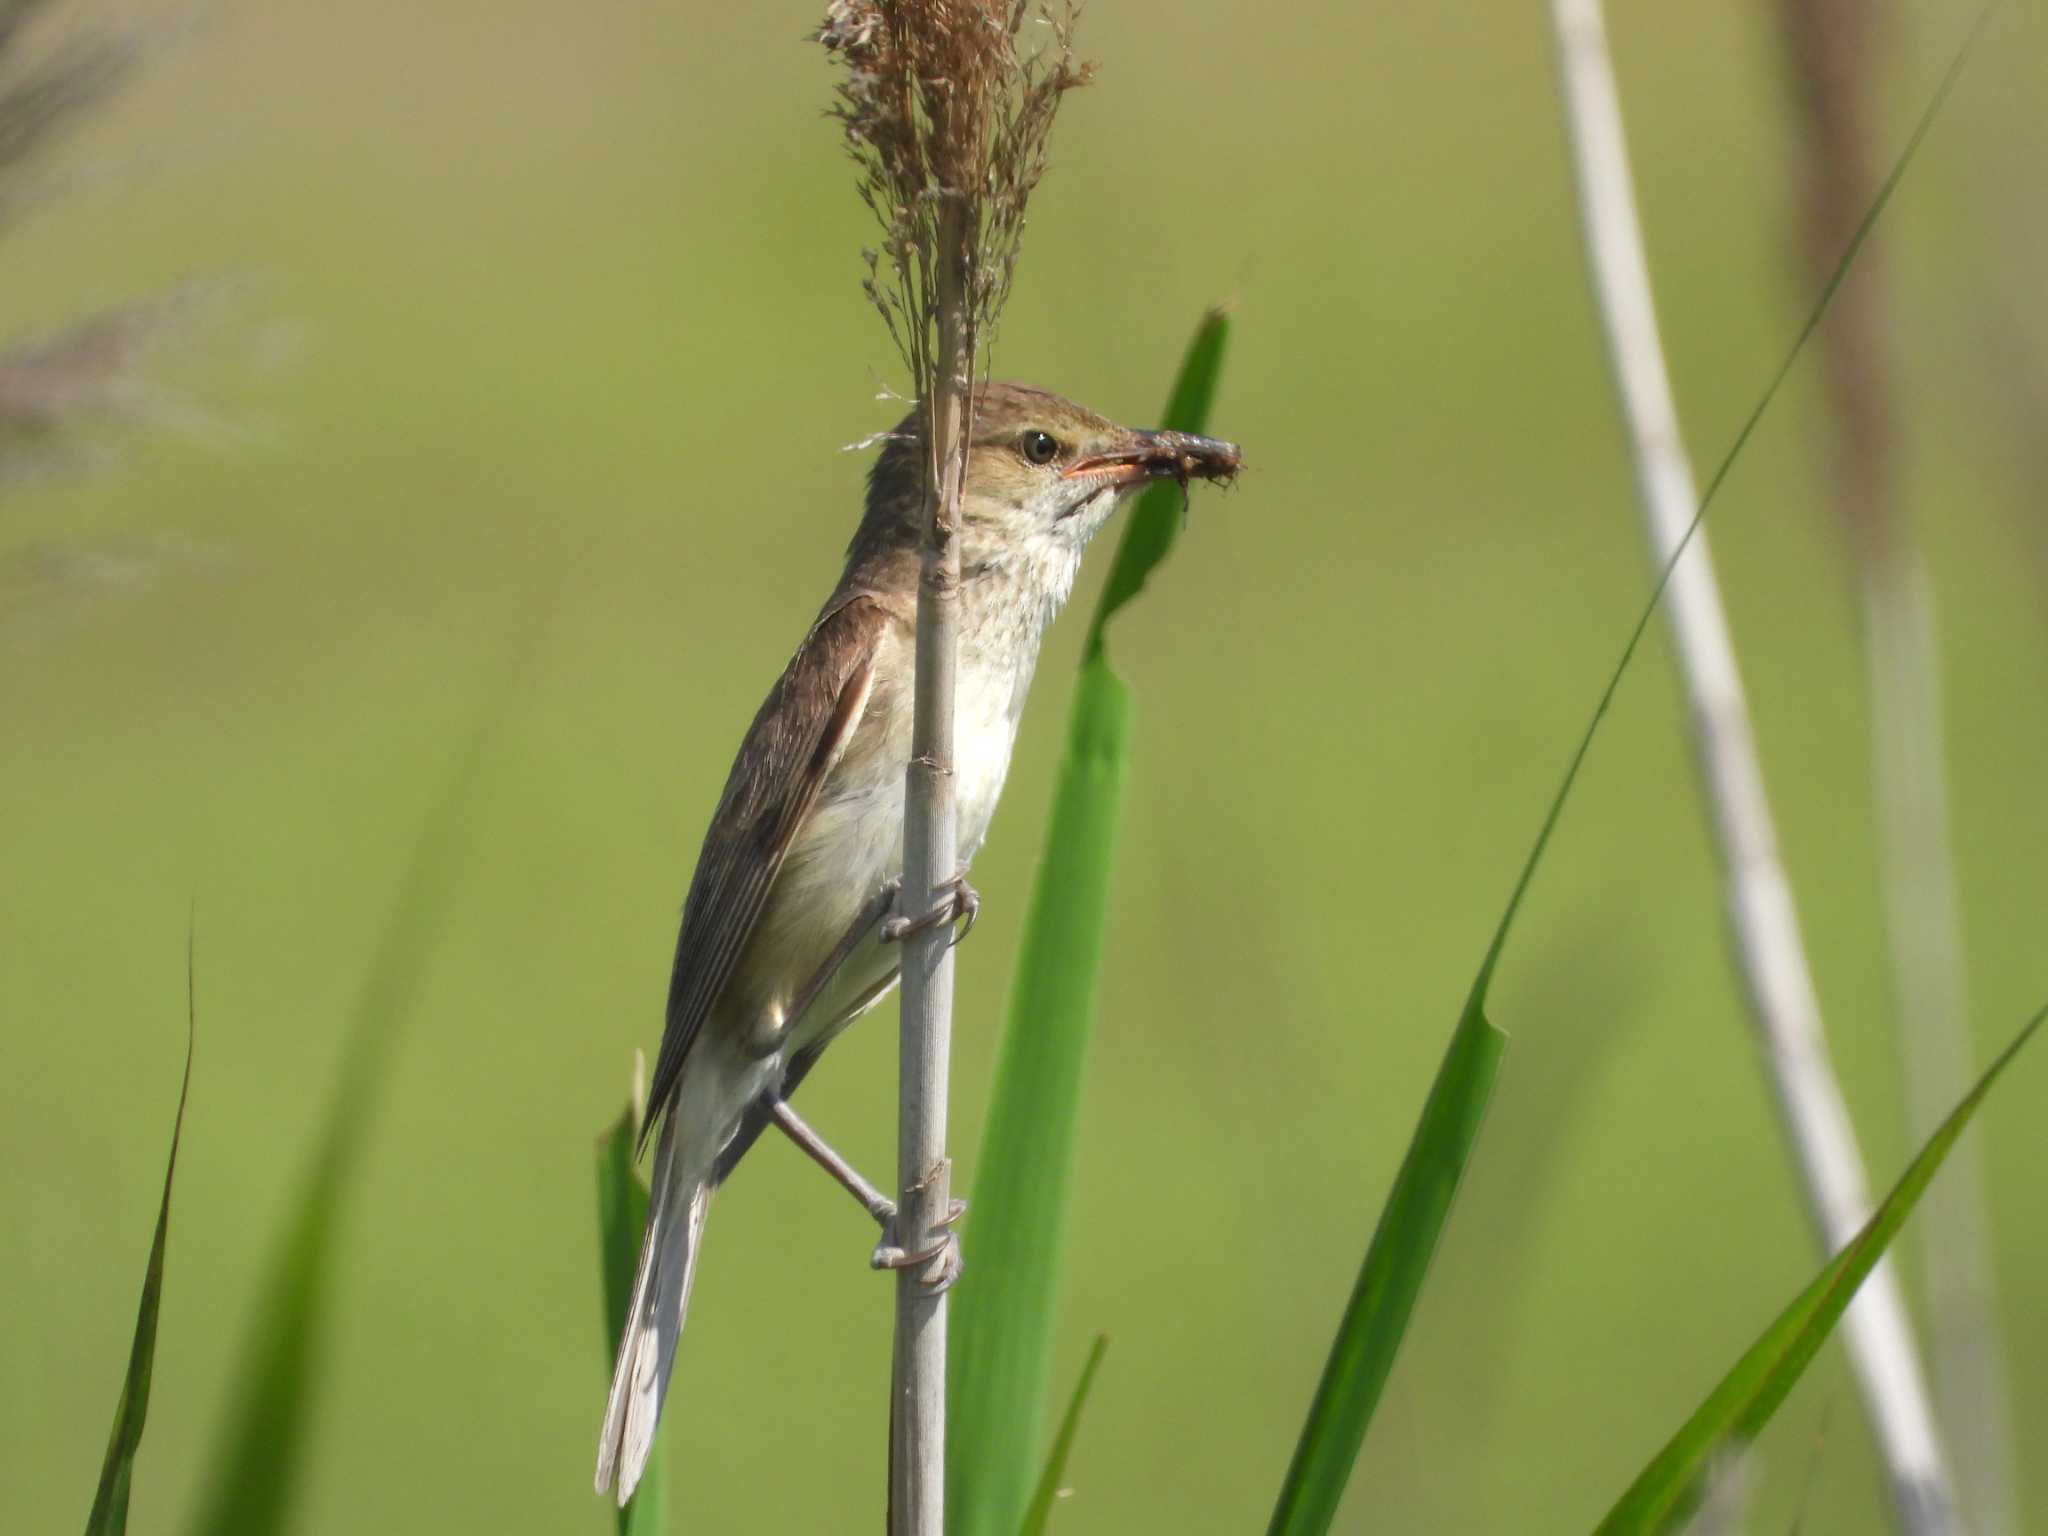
952 649 1029 860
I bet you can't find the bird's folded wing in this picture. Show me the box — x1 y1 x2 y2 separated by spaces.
641 593 886 1135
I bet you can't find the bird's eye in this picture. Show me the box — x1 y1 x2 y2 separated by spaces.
1019 429 1061 466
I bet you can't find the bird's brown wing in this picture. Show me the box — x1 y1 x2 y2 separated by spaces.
641 593 887 1139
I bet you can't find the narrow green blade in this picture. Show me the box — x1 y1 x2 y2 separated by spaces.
945 309 1230 1536
180 696 506 1536
1019 1336 1110 1536
597 1066 667 1536
1084 307 1232 661
1265 1001 1506 1536
1598 1002 2048 1535
83 944 196 1536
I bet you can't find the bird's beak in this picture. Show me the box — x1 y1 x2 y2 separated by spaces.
1061 429 1243 491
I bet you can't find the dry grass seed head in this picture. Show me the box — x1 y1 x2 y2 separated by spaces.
817 0 1091 402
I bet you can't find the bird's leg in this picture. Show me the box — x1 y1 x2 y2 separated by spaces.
769 1098 895 1222
769 1098 966 1291
881 871 980 950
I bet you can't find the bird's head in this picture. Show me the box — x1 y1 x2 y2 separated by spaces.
857 381 1241 575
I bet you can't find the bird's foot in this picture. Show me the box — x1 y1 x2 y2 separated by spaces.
870 1198 968 1293
882 873 980 949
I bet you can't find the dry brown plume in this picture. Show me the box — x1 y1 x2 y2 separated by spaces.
0 2 192 480
817 0 1092 411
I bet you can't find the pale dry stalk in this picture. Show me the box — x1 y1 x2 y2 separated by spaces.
816 7 1089 1531
891 191 970 1531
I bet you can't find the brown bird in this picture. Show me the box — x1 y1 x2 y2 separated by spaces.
595 382 1240 1503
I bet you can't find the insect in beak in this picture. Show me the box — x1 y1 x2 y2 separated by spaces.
1060 430 1243 519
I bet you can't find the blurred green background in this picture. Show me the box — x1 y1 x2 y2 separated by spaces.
4 0 2045 1530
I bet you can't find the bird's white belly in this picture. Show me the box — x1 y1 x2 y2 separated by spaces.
749 654 1021 1070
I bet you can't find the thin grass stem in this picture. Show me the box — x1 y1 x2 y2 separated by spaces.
891 190 972 1536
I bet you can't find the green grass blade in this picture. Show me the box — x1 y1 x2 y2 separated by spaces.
946 658 1126 1536
945 309 1230 1536
597 1063 666 1536
1265 1003 1506 1536
1019 1336 1109 1536
1266 19 1984 1534
180 695 507 1536
1084 306 1233 662
1597 1001 2048 1536
84 939 197 1536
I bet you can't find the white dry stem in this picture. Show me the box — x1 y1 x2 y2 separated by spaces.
819 11 1087 1529
1548 3 1958 1533
890 196 971 1536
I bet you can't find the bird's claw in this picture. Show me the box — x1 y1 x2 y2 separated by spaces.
882 874 980 951
870 1201 968 1292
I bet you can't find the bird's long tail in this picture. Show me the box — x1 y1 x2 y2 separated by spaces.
595 1109 710 1506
